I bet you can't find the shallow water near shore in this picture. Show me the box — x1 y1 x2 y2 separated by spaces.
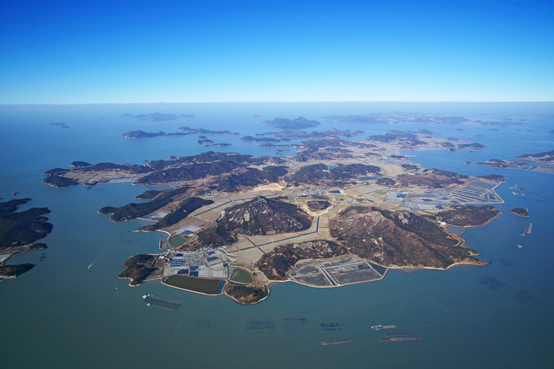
1 103 553 368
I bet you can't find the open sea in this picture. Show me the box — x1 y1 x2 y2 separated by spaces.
1 102 553 368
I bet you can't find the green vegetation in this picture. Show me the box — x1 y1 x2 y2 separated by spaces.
397 169 468 188
366 131 426 146
138 197 213 231
135 190 161 200
98 206 117 215
176 126 238 135
329 206 479 269
0 263 35 277
258 240 345 280
118 254 159 286
43 168 68 176
169 235 186 247
136 159 243 184
401 164 419 171
43 175 78 188
0 198 31 213
457 143 486 149
510 208 529 217
477 174 505 181
0 199 53 250
224 284 269 304
376 178 395 186
290 163 380 186
212 166 288 192
230 268 253 283
241 136 280 143
29 242 47 250
307 200 331 210
102 186 190 222
436 205 500 226
70 161 91 168
81 162 152 174
331 163 380 179
164 275 222 294
196 196 312 248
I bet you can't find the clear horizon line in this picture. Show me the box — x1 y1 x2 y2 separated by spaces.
1 101 554 106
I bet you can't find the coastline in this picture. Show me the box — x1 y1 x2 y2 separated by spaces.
444 210 502 229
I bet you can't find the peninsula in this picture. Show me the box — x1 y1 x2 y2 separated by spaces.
0 198 53 278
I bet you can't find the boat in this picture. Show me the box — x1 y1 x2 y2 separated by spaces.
142 294 152 299
40 253 46 261
381 336 421 342
12 191 17 196
321 339 352 345
528 223 532 234
522 228 527 236
518 245 523 248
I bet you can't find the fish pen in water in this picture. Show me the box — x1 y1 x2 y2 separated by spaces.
142 295 181 311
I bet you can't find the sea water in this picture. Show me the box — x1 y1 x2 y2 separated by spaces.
0 103 553 368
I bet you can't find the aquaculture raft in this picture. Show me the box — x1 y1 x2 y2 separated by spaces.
321 339 352 345
142 295 181 311
381 336 421 342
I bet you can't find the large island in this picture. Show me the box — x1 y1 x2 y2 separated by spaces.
43 129 506 304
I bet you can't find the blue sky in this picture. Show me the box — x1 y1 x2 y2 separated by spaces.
1 0 553 103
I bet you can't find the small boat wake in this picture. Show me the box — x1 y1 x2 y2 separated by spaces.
88 248 104 269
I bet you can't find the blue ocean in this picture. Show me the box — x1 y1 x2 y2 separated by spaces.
0 103 553 368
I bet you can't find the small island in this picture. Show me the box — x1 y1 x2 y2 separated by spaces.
465 149 554 174
123 130 175 139
50 122 69 128
241 136 280 143
510 208 529 217
176 126 239 135
205 143 231 147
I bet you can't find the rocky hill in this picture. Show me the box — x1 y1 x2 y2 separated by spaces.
435 205 500 226
329 207 481 269
397 169 468 188
290 163 381 186
196 196 312 247
258 240 346 280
